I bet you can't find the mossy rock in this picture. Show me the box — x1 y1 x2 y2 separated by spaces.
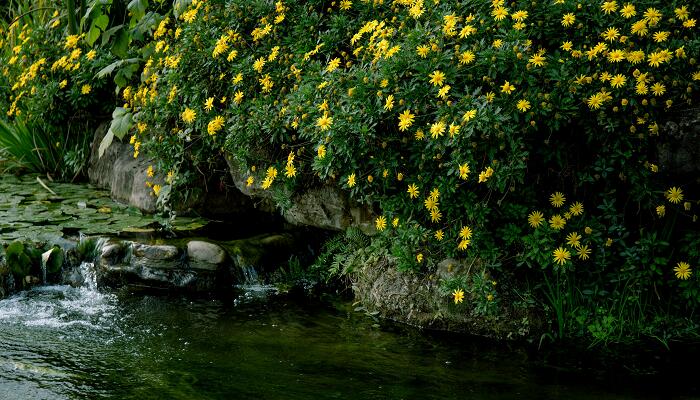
6 241 32 277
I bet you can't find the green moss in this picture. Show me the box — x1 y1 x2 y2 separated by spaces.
6 241 32 278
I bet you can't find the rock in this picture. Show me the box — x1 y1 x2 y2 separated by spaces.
96 240 227 292
351 255 542 340
226 156 375 233
436 258 467 281
88 123 158 213
89 124 263 217
187 241 227 271
659 112 700 176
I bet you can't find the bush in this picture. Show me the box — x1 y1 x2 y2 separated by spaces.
4 0 700 342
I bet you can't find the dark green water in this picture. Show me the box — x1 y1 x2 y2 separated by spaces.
0 285 697 400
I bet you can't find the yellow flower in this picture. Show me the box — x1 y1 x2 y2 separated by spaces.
601 1 618 14
407 183 419 199
491 7 508 21
246 176 254 187
458 163 470 180
152 184 162 196
437 85 451 100
59 80 68 89
585 226 593 235
620 3 636 18
552 246 571 266
516 99 531 112
429 70 445 86
430 121 446 139
561 13 575 27
457 239 470 251
430 208 442 223
605 238 613 247
233 91 244 104
529 53 545 67
424 196 439 211
207 115 225 135
86 50 96 60
566 232 581 247
561 41 573 51
181 107 196 123
602 27 620 42
656 205 666 217
459 50 475 65
675 6 689 20
204 97 214 111
416 253 424 263
459 226 473 239
375 215 387 231
253 57 266 73
609 74 626 88
478 167 494 183
528 211 544 228
665 187 684 204
317 113 333 131
569 202 584 216
384 95 394 111
651 82 665 96
81 84 91 94
317 144 326 159
549 214 566 230
398 110 415 131
500 81 515 94
416 45 430 58
392 217 399 228
462 109 477 122
577 244 592 260
452 288 465 304
549 192 566 208
674 262 692 280
326 57 341 73
347 173 356 188
434 230 444 241
64 34 80 49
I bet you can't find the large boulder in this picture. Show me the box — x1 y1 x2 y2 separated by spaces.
351 255 542 340
88 123 158 212
88 124 261 217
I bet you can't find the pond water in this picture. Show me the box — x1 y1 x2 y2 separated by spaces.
0 284 697 400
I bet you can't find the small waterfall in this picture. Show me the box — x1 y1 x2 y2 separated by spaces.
40 259 47 285
78 262 98 291
6 273 15 292
240 264 260 285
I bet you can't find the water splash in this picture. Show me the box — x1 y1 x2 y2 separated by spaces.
78 262 98 291
239 264 260 285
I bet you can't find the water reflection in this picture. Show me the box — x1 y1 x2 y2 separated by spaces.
0 285 697 400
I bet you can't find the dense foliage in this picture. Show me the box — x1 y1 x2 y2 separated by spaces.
2 0 700 343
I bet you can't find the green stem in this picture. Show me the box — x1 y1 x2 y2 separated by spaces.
65 0 77 34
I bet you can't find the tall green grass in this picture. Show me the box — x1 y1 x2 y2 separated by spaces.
0 119 92 180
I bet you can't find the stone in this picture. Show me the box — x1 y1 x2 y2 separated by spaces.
96 239 225 292
659 113 700 176
187 241 227 271
226 156 375 233
88 123 158 213
351 255 542 340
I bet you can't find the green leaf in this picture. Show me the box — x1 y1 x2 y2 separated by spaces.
127 0 148 20
94 14 109 30
98 129 114 159
86 26 101 46
111 29 130 58
108 107 132 141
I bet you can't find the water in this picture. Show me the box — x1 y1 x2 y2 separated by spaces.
0 286 698 400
